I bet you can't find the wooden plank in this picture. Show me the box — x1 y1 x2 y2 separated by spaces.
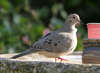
0 51 82 64
82 47 100 64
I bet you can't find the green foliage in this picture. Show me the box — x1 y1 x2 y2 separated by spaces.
0 0 90 53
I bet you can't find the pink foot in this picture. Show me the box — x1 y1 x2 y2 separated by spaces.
55 57 68 62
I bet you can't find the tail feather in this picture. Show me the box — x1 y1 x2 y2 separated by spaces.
10 49 34 59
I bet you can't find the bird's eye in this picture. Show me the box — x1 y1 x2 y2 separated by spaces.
73 16 75 19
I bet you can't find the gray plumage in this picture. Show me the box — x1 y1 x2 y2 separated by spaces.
11 13 80 59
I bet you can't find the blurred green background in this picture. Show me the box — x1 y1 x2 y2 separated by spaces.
0 0 100 53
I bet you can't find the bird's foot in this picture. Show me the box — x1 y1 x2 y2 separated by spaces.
55 57 68 63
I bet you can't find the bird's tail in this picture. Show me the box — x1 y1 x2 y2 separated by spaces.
10 48 34 59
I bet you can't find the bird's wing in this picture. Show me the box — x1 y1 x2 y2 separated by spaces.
11 32 73 59
31 32 73 53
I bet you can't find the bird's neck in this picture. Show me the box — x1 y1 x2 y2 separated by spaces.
62 22 77 33
71 25 77 32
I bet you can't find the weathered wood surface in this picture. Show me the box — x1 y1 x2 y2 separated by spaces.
83 39 100 48
0 51 100 73
83 39 100 64
0 52 82 64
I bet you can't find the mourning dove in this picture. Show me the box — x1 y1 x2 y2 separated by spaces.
11 14 80 60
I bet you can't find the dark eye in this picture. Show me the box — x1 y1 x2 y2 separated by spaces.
73 16 75 19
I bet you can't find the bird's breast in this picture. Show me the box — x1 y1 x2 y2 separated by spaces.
71 33 77 52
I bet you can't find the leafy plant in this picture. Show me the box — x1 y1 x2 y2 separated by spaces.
0 0 89 53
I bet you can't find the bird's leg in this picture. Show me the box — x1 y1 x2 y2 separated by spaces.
55 58 57 63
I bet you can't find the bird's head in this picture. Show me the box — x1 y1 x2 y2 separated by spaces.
67 14 80 27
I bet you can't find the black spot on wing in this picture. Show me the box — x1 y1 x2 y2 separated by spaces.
48 41 51 44
44 39 52 44
58 41 60 43
54 43 57 46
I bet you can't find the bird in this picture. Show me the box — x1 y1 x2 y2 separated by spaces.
11 13 80 61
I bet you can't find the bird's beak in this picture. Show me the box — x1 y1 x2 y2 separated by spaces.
76 20 81 27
